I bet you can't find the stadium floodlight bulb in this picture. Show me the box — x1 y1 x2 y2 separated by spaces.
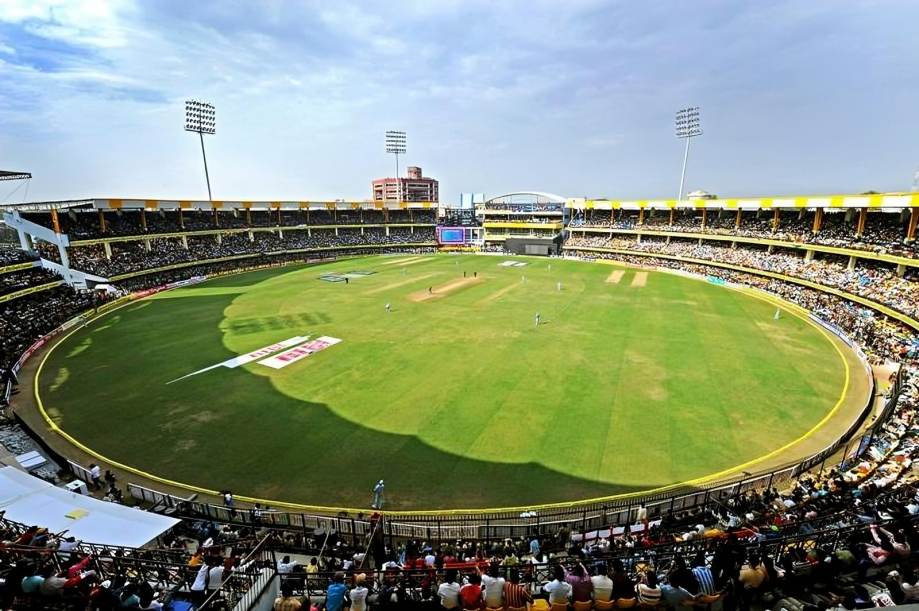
385 130 406 154
185 99 217 135
675 106 702 139
184 99 216 201
385 130 407 200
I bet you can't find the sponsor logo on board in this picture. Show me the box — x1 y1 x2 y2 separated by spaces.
167 336 310 383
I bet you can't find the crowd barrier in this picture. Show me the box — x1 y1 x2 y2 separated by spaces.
0 515 275 611
277 515 919 602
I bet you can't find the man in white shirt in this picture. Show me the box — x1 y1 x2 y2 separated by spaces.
480 564 505 609
206 564 225 597
437 569 461 609
543 565 572 605
89 464 101 489
591 564 614 603
57 537 81 553
350 573 370 611
277 556 299 574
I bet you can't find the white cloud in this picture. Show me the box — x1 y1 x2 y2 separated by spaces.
1 1 918 201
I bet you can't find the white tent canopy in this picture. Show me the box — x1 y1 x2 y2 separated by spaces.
0 466 179 548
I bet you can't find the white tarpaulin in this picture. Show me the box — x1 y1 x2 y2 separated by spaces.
0 467 179 548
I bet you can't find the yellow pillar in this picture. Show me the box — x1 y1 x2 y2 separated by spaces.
213 209 219 227
638 208 645 225
50 209 61 234
735 209 742 230
907 208 919 241
98 210 106 232
772 208 780 232
669 209 674 225
701 209 707 229
812 208 824 234
855 208 867 236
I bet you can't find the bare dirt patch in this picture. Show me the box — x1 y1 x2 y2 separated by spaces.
630 271 648 287
365 272 441 295
605 270 625 284
409 276 484 302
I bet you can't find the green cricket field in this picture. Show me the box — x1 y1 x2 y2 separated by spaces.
35 254 864 511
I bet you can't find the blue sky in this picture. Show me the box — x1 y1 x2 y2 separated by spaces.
1 0 918 203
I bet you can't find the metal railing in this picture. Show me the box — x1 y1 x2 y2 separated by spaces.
277 515 919 603
197 534 277 610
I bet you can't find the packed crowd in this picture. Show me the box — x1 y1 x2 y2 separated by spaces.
268 484 918 610
22 209 437 240
0 266 60 297
0 247 37 267
36 227 436 278
565 236 919 320
0 287 109 374
568 209 918 258
0 513 270 610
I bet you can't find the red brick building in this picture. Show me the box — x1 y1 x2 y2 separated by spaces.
372 166 439 202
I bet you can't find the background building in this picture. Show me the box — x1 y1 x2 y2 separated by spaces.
372 166 439 202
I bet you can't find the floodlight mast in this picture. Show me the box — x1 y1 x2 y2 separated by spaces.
385 130 406 201
185 100 216 201
675 106 702 201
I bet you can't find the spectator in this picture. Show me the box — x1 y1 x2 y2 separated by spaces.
437 568 461 609
544 564 573 605
635 570 662 605
325 572 347 611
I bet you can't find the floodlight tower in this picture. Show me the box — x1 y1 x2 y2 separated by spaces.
385 130 406 201
675 106 702 201
185 100 216 201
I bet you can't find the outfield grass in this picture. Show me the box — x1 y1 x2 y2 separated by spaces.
39 254 850 509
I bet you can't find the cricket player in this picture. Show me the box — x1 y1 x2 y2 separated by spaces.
371 480 385 509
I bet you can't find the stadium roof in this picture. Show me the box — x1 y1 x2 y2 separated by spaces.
0 199 95 212
0 171 31 182
0 466 178 547
485 191 567 204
